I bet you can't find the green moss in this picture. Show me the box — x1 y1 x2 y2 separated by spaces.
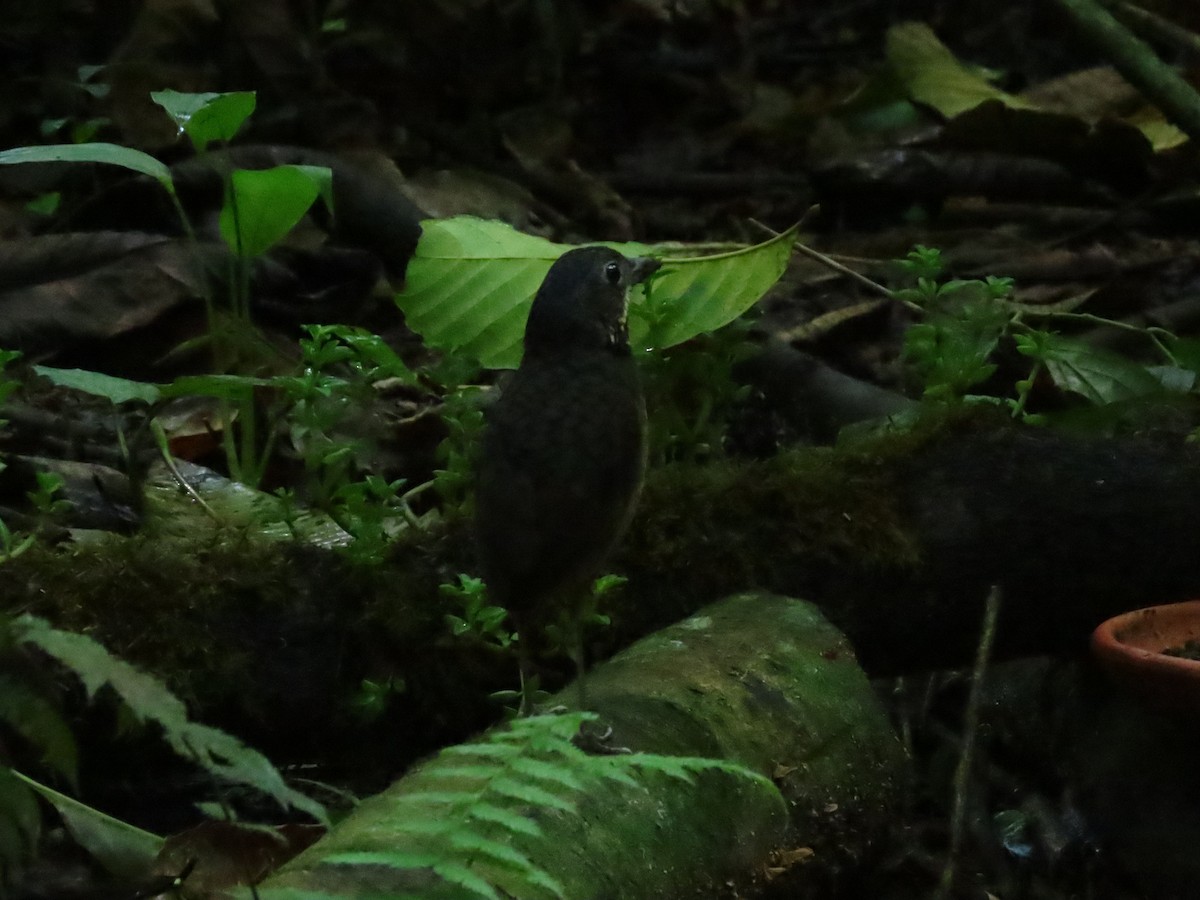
620 449 906 600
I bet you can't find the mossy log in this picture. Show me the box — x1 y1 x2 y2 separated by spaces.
261 593 908 899
616 420 1200 676
6 418 1200 768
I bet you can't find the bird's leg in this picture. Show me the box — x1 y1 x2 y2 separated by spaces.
508 609 538 717
565 613 629 755
516 633 536 717
567 616 588 711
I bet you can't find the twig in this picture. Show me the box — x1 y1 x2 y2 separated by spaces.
747 214 921 312
937 584 1003 900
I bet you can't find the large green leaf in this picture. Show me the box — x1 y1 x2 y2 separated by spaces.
13 770 162 879
396 217 797 369
0 143 173 192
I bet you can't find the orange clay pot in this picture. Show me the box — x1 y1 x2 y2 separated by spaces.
1091 600 1200 710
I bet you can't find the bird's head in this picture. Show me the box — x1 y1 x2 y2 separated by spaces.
523 246 660 358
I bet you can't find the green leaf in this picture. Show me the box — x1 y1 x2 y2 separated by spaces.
886 22 1031 118
430 860 503 900
151 90 256 154
396 217 797 369
421 764 508 783
25 191 60 215
0 674 78 783
631 225 797 352
170 721 329 825
441 742 522 761
159 372 270 400
486 777 574 812
12 770 162 879
1016 332 1162 404
1167 336 1200 374
396 790 477 807
220 166 324 259
0 143 173 192
34 366 161 405
446 830 542 875
291 163 335 216
326 851 501 900
0 766 41 873
505 756 585 792
465 802 543 837
395 218 571 369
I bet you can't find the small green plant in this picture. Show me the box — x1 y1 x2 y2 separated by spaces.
0 470 70 562
0 514 36 564
327 473 407 565
0 351 55 564
640 319 756 463
0 91 332 488
899 246 1014 402
442 573 513 649
349 675 407 723
896 245 1181 418
543 573 627 655
27 472 68 521
0 349 21 410
277 324 415 562
432 383 487 510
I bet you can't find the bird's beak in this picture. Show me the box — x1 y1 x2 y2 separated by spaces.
629 257 661 285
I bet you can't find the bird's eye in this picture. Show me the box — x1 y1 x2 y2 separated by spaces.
603 261 623 285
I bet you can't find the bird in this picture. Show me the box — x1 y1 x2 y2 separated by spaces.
474 246 660 713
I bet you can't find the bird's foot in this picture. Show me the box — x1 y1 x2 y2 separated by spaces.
572 720 631 755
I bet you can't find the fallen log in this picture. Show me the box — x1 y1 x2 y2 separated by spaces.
261 593 908 899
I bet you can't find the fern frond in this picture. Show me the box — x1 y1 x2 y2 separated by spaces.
624 754 778 791
12 614 327 825
465 801 543 837
486 777 574 812
430 859 504 900
397 790 480 807
446 829 543 873
173 721 327 824
506 756 586 791
325 850 506 900
422 764 512 782
294 710 774 900
440 741 523 760
392 817 455 838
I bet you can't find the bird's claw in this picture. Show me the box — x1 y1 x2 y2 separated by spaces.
573 721 631 755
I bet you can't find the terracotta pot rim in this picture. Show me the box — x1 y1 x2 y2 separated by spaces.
1091 600 1200 680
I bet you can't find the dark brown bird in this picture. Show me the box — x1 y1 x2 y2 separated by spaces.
475 246 660 712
